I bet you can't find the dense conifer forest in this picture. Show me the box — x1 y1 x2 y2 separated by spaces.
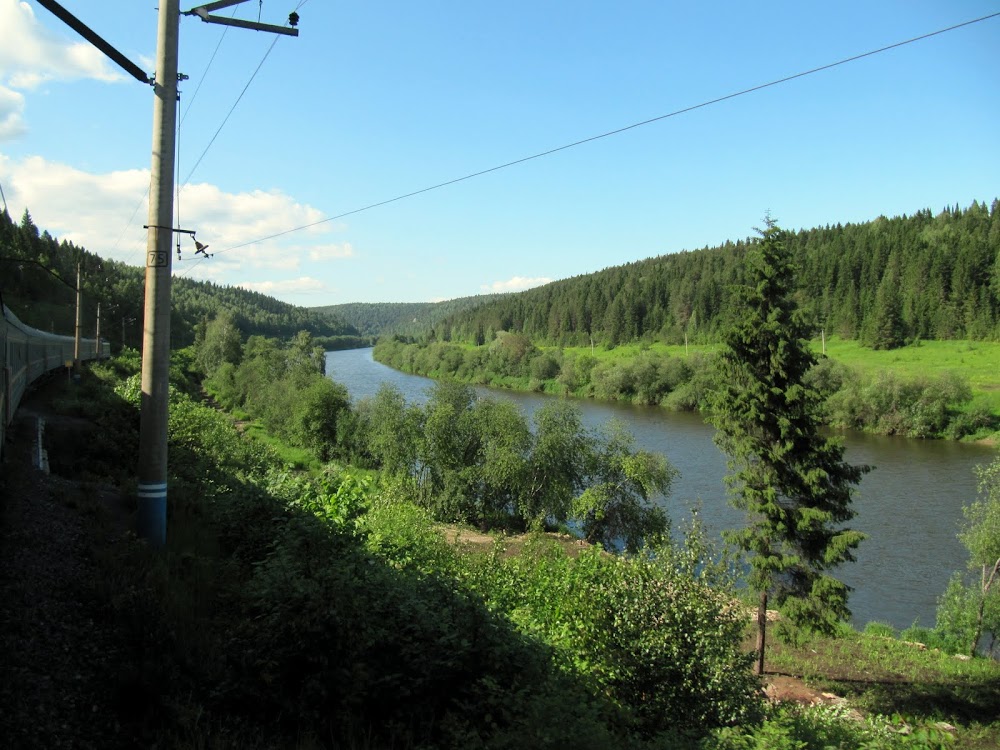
422 200 1000 349
311 294 503 338
0 208 360 348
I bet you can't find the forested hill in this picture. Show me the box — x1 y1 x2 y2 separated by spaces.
428 200 1000 349
0 209 358 349
312 294 502 337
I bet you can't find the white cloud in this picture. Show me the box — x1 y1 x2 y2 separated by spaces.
177 182 326 242
0 154 336 270
0 0 124 89
237 276 329 297
308 242 355 261
0 85 26 140
0 152 343 306
1 154 149 258
481 275 552 293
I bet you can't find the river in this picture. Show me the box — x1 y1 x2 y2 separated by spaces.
325 347 996 632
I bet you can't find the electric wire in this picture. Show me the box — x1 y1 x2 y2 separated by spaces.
113 4 243 266
190 9 1000 268
181 33 282 186
180 7 237 123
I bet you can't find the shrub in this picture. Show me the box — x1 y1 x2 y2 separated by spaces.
468 541 763 735
825 370 973 438
930 573 980 655
529 351 562 381
862 621 897 639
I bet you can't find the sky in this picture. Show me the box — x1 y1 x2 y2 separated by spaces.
0 1 998 305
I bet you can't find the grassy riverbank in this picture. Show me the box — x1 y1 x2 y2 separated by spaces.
374 335 1000 441
552 337 1000 405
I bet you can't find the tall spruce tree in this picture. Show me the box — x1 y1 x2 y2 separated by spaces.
863 252 906 349
709 219 869 675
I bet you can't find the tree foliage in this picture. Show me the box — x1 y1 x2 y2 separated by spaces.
957 459 1000 656
352 381 672 548
400 199 1000 348
202 329 350 460
708 220 870 644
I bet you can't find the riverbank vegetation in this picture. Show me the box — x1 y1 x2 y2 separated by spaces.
7 200 1000 747
196 316 674 551
27 351 997 749
372 335 999 440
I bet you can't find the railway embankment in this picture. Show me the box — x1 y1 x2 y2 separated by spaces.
0 376 138 748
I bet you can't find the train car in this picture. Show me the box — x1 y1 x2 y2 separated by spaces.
1 317 6 455
1 304 108 459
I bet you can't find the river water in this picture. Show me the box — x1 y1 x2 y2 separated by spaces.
325 347 996 631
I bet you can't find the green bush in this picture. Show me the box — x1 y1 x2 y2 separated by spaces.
825 370 973 438
468 541 763 735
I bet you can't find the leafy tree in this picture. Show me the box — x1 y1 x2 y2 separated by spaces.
361 384 421 477
290 378 351 460
574 420 673 552
708 219 869 674
467 397 532 528
521 401 592 525
958 459 1000 656
194 310 242 376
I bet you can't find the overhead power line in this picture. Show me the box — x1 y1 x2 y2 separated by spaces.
186 10 1000 268
114 4 282 265
181 33 282 186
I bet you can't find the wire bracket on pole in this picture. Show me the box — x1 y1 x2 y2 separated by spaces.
143 226 199 267
183 0 300 36
143 225 197 236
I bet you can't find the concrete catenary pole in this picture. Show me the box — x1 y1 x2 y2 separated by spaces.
95 302 101 358
137 0 180 547
73 262 81 368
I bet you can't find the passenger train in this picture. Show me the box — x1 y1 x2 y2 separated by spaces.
1 303 109 457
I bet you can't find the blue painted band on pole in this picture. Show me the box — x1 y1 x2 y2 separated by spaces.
137 482 167 547
137 482 168 498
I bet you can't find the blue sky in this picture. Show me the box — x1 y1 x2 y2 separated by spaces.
1 1 998 304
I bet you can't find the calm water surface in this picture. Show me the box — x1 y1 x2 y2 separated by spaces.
326 348 996 631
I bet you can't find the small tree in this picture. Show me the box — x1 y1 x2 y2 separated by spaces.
960 459 1000 656
195 310 242 376
709 218 869 674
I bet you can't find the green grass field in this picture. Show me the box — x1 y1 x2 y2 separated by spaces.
814 337 1000 391
554 337 1000 409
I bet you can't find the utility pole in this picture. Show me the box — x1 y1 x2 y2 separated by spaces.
74 262 81 368
137 1 297 546
137 0 180 547
38 0 298 547
95 302 102 359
